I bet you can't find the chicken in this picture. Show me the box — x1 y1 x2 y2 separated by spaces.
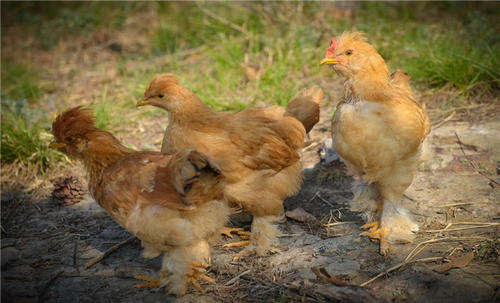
320 32 430 255
391 70 414 99
137 74 323 259
49 107 230 295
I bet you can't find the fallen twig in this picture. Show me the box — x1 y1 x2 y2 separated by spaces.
423 223 499 233
361 221 493 287
224 269 251 286
308 191 335 208
196 4 252 37
406 222 453 262
433 111 456 129
403 194 416 202
423 222 500 233
454 131 500 186
311 267 352 286
85 236 137 269
324 221 358 227
434 202 491 208
360 257 443 287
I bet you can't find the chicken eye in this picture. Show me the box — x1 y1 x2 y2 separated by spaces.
158 94 164 98
66 137 73 143
346 50 353 56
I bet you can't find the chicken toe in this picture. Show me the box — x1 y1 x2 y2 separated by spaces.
133 274 161 288
360 221 390 255
222 240 251 248
220 227 250 239
184 261 215 292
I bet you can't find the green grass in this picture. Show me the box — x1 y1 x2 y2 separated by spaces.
2 2 499 174
90 85 114 130
0 60 61 172
2 2 148 50
0 96 61 173
148 3 325 110
1 60 42 101
350 3 500 95
146 1 498 107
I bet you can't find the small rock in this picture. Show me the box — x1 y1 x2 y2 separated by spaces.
326 260 361 278
79 247 102 259
285 207 315 222
319 138 340 163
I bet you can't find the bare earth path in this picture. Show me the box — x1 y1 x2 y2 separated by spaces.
2 103 499 302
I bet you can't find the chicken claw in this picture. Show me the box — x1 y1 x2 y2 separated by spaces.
186 261 215 292
133 271 167 288
360 221 390 255
220 227 250 239
232 245 281 261
222 240 251 248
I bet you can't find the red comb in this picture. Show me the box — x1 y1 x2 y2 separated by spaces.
325 38 337 57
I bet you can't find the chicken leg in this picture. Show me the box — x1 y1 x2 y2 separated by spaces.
220 227 250 240
134 270 168 288
360 197 418 255
360 221 390 255
224 216 281 261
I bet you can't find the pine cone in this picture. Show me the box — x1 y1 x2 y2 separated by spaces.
52 176 86 206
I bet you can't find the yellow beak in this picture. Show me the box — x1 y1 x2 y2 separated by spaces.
320 58 339 65
49 142 66 149
136 99 152 107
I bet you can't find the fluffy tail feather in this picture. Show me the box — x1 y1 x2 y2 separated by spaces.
285 85 323 133
169 149 225 207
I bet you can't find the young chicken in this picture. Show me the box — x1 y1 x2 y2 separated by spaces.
137 74 323 260
320 32 430 255
50 107 230 295
391 69 414 99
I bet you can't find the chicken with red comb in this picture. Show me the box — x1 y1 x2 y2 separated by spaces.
320 32 430 255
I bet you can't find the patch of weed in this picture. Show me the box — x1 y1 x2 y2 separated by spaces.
0 95 61 173
90 85 114 130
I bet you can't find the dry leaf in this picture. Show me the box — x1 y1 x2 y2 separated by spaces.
433 252 474 273
285 207 315 222
311 266 351 286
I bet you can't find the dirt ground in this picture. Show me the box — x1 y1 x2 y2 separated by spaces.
2 96 499 302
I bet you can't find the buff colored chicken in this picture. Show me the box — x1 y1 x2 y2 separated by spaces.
50 107 230 295
320 32 430 255
137 74 322 260
391 70 414 99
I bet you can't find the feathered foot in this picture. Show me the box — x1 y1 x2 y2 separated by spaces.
220 227 250 240
223 240 251 248
230 245 281 261
224 216 281 261
185 261 215 292
133 270 167 288
360 221 390 255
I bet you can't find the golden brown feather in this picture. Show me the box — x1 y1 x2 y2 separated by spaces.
50 107 229 295
321 32 430 255
137 74 323 258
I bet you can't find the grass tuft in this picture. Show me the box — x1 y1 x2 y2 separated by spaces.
1 96 61 173
90 85 114 130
